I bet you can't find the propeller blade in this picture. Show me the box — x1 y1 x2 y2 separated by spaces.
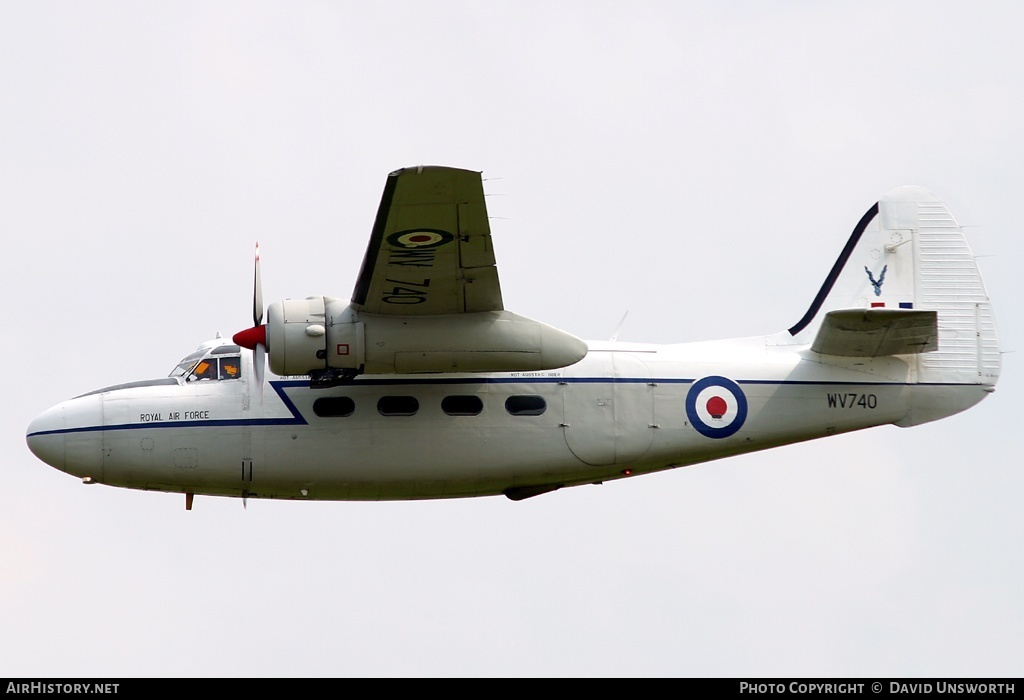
233 241 268 405
253 242 264 327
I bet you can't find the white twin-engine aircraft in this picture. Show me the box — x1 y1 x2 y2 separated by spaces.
26 166 1001 507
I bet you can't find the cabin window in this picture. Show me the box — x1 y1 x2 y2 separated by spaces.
313 397 356 418
441 395 484 416
377 396 419 416
505 395 546 416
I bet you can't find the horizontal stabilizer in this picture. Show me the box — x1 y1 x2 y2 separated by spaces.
811 308 937 357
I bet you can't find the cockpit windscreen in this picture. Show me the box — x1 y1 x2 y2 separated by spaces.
169 346 242 382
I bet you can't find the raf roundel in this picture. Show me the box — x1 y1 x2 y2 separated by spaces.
387 228 454 249
685 376 748 439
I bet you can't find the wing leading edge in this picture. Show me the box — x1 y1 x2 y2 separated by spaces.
351 166 502 316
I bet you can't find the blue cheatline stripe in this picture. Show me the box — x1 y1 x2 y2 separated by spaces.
27 375 981 438
271 376 938 388
270 381 308 424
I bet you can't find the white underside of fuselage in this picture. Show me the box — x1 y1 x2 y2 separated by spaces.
26 336 992 501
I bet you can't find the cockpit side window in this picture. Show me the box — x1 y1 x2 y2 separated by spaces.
219 357 241 380
190 360 217 381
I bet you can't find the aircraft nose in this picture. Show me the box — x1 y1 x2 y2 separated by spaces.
26 395 104 479
26 403 68 471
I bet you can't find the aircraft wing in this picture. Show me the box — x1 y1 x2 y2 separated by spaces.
811 308 938 357
351 166 502 315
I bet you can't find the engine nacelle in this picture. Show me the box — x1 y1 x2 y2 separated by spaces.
263 297 587 379
265 297 333 376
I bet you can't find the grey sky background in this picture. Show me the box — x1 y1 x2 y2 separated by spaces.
2 1 1022 677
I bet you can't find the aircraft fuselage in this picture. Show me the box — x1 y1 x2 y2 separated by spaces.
24 172 1002 504
26 337 989 502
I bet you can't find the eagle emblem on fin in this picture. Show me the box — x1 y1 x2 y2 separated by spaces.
865 264 887 296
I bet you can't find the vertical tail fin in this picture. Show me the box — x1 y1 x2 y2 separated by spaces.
781 186 1000 387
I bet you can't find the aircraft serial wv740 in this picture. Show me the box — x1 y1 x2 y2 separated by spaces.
26 166 1000 507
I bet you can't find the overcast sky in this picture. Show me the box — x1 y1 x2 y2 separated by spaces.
2 1 1022 677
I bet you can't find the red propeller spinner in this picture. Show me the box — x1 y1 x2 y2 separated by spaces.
233 324 266 350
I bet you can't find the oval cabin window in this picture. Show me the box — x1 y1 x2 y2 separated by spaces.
313 397 356 418
441 395 484 416
377 396 420 416
504 395 546 416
